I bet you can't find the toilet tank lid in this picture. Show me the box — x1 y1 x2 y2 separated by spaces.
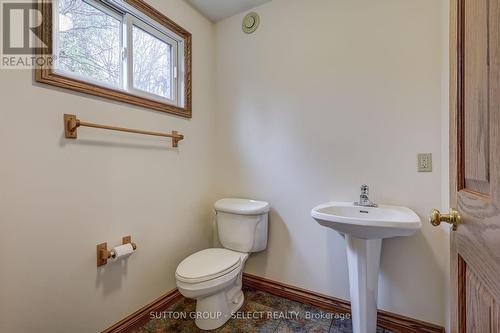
215 198 270 215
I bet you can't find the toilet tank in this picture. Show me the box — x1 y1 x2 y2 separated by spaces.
215 198 269 253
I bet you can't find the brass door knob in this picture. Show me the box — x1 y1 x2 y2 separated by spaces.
430 208 461 231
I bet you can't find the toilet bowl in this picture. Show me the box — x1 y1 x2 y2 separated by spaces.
176 249 249 330
175 198 269 330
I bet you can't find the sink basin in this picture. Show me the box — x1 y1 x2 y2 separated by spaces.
311 201 422 333
311 202 422 239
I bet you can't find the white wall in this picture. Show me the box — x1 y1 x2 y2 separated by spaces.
0 1 215 332
214 0 450 326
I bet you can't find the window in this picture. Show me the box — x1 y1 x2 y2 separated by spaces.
131 22 176 101
57 0 122 88
36 0 192 118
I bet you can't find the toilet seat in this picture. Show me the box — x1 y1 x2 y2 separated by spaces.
176 248 244 284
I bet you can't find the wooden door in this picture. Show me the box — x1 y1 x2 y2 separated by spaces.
450 0 500 332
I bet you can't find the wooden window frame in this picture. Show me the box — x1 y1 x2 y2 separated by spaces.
35 0 192 118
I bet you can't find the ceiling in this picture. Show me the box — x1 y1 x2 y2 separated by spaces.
185 0 272 22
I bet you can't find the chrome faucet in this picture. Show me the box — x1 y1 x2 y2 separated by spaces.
355 184 378 207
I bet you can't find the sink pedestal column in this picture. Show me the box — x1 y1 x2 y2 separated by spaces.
345 235 382 333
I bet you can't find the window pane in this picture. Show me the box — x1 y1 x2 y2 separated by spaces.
57 0 121 86
133 26 172 99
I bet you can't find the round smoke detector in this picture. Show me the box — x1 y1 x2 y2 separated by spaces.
242 12 260 34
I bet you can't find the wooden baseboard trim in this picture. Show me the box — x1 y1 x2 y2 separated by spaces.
103 274 445 333
102 289 182 333
243 273 445 333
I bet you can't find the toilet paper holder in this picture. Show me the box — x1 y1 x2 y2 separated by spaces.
97 236 137 267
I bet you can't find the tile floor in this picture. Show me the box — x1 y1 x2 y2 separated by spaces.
133 287 393 333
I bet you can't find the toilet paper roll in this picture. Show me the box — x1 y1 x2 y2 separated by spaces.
112 243 134 259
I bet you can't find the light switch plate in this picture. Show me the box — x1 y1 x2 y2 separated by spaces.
418 153 432 172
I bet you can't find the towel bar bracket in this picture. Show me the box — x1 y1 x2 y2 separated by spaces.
64 114 78 139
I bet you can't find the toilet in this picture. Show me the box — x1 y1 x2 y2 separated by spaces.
175 198 269 330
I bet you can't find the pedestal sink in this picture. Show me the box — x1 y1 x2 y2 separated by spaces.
311 202 421 333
